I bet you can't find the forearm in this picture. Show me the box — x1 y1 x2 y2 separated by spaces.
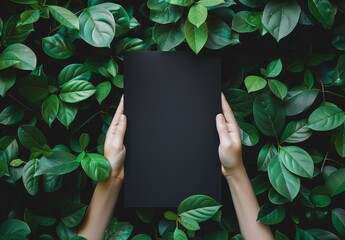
226 164 273 240
78 178 123 240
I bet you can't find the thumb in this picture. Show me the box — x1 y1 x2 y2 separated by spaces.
216 114 230 146
114 114 127 150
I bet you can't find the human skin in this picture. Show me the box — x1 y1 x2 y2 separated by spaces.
78 94 274 240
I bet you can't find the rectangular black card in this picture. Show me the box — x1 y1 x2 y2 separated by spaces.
124 51 221 207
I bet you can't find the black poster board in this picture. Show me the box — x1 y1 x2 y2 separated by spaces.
124 51 221 207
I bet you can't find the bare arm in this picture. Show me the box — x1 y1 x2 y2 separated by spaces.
216 93 273 240
79 97 127 240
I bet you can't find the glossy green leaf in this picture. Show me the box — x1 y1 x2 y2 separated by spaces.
253 93 285 137
41 95 59 127
16 75 49 101
22 159 40 196
132 234 152 240
257 203 286 225
238 0 266 8
177 195 222 222
2 16 33 46
308 105 345 131
261 59 283 78
136 209 154 223
148 0 183 24
0 105 24 125
334 123 345 157
112 75 124 88
0 219 30 236
307 229 341 240
280 119 313 143
61 202 87 227
308 0 334 29
295 228 316 240
310 186 331 207
279 146 314 178
185 19 208 54
284 86 318 116
42 174 63 192
57 64 92 87
20 10 40 25
268 155 300 201
95 81 111 104
10 0 37 4
332 24 345 51
79 133 90 150
115 38 149 57
0 68 16 97
188 4 207 28
251 174 271 195
57 100 78 128
198 0 224 7
268 80 287 100
232 11 257 33
275 230 289 240
49 5 79 30
59 80 96 103
173 228 188 240
1 43 36 70
205 17 236 49
0 136 18 164
268 187 289 205
153 21 185 51
244 75 267 93
332 208 345 237
35 150 79 176
81 153 110 181
18 125 47 150
257 144 277 171
223 88 254 118
42 34 75 59
167 0 194 7
178 216 200 230
79 6 115 47
262 0 301 41
325 168 345 197
104 219 133 240
237 119 259 146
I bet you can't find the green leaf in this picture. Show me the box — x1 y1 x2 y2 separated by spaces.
10 159 25 167
167 0 194 7
61 202 87 228
49 5 79 30
57 100 78 128
188 4 207 28
0 136 19 163
79 6 115 47
81 153 111 181
251 174 271 195
308 0 334 29
41 95 59 127
237 119 259 146
20 10 40 25
112 75 124 89
279 146 314 178
16 75 49 101
262 0 301 41
79 133 90 150
22 159 40 196
132 234 152 240
164 211 178 220
310 186 331 207
280 119 313 143
148 0 183 24
275 230 289 240
295 228 316 240
268 188 289 205
332 24 345 51
0 219 30 236
268 155 300 201
244 75 267 93
0 52 20 70
56 223 76 240
223 88 254 118
0 68 16 97
173 228 188 240
18 125 47 150
257 203 285 225
268 80 287 100
253 93 286 137
185 19 208 54
257 144 277 171
57 64 92 87
177 195 221 222
95 81 111 104
232 11 257 33
105 219 133 240
42 34 75 60
308 105 345 131
153 21 185 51
178 216 200 230
0 105 24 125
334 123 345 157
35 150 79 176
325 168 345 196
1 43 36 70
2 16 33 46
332 208 345 237
42 174 63 192
205 17 236 49
307 229 341 240
284 86 318 116
59 80 96 103
10 0 37 4
204 231 228 240
198 0 224 7
115 38 149 57
136 209 154 223
238 0 266 8
261 59 283 78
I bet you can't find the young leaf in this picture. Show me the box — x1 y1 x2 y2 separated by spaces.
244 75 267 93
268 80 287 100
173 228 188 240
262 0 301 41
308 105 345 131
308 0 334 29
178 216 200 231
95 81 111 104
232 11 257 33
20 9 40 25
81 153 111 181
185 19 208 54
41 95 59 127
49 5 79 30
188 4 207 28
164 211 178 220
262 59 283 78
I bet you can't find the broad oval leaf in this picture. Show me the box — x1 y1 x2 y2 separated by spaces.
188 4 207 28
49 5 79 30
167 0 194 7
257 202 286 225
0 136 19 164
257 144 277 171
58 64 92 86
41 95 59 127
244 75 267 93
185 19 208 54
307 229 341 240
325 168 345 197
332 208 345 237
268 80 287 100
253 93 285 137
308 105 345 131
148 0 183 24
173 228 188 240
153 21 185 51
251 174 271 196
22 159 40 196
205 17 236 49
232 11 257 33
262 59 283 78
237 119 259 146
132 234 152 240
0 68 16 97
59 80 96 103
268 187 289 205
81 153 110 181
178 216 200 231
20 9 40 25
223 88 254 118
2 15 33 46
308 0 334 29
42 34 75 59
0 105 24 125
17 75 49 101
57 100 78 128
284 86 318 116
61 202 87 228
79 6 115 47
279 146 314 178
18 124 47 150
104 219 133 240
95 81 111 104
262 0 301 41
334 123 345 157
268 155 300 201
177 195 222 222
0 219 30 236
1 43 36 70
280 119 313 143
310 186 331 207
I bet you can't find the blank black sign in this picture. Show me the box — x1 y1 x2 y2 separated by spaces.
124 51 221 207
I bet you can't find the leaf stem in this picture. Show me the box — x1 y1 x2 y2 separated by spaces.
320 150 329 172
323 90 345 98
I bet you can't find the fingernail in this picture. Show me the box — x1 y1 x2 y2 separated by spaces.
120 114 126 121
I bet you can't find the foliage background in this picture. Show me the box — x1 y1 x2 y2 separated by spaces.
0 0 345 239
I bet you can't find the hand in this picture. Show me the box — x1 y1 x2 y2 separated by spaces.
216 93 244 179
104 96 127 181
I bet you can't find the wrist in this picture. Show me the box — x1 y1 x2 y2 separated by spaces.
223 164 247 183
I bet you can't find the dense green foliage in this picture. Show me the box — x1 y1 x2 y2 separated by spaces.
0 0 345 239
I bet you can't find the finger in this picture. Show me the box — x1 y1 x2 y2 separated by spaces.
108 96 124 134
114 114 127 150
216 114 231 145
221 93 238 128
